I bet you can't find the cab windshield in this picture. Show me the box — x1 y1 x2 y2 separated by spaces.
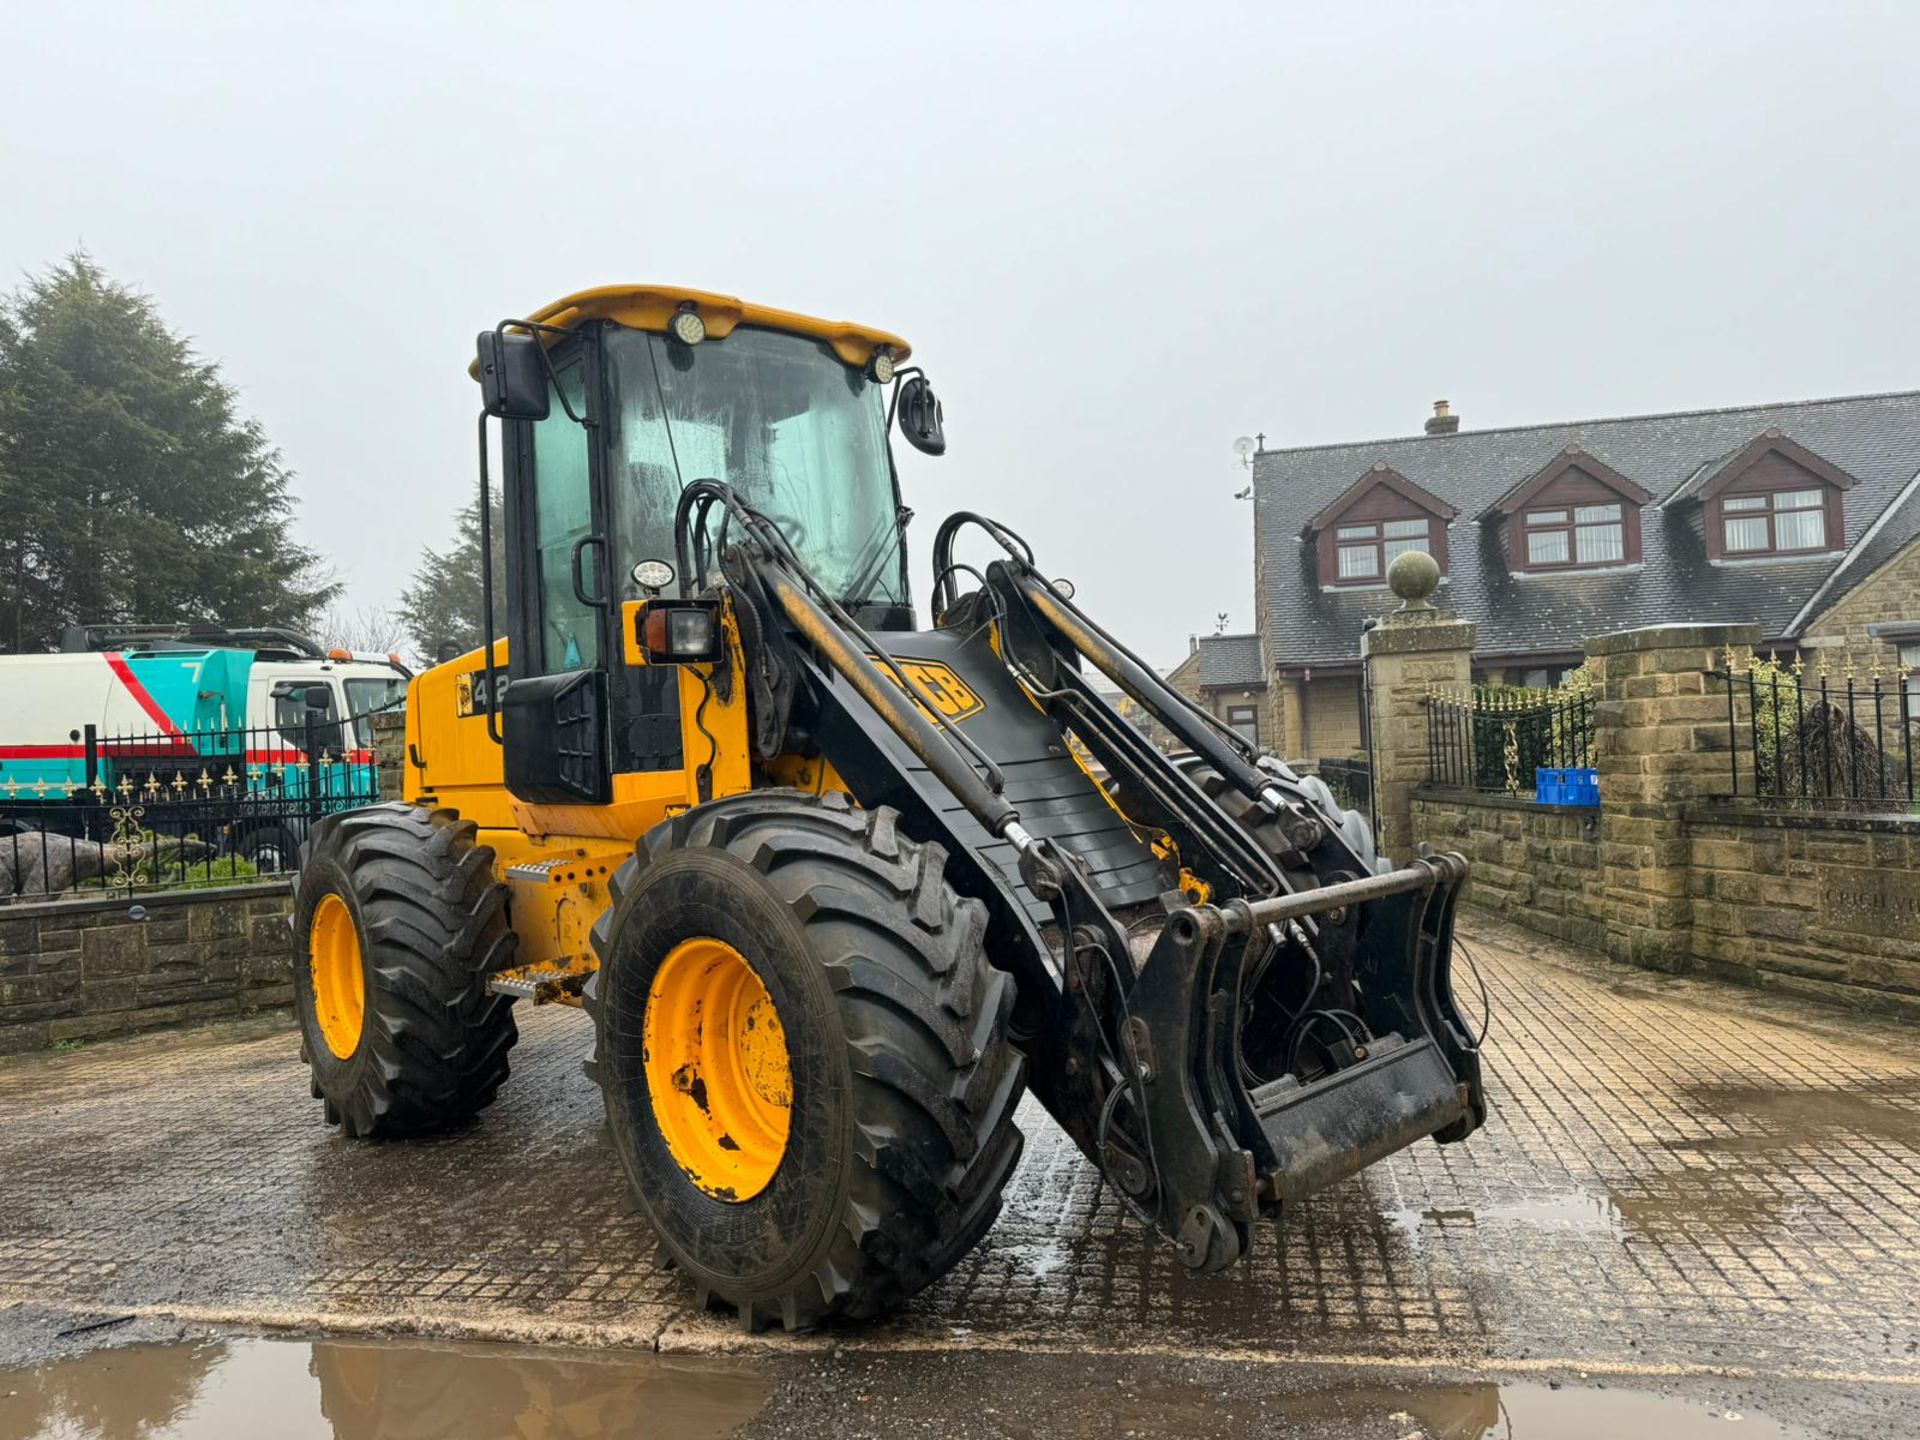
603 326 906 608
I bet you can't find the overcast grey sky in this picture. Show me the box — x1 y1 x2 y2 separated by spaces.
4 4 1916 667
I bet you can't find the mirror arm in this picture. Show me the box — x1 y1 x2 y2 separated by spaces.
884 365 923 436
477 411 504 746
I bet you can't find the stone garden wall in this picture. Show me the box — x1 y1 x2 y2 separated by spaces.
1409 790 1606 945
1685 807 1920 1019
1378 615 1920 1018
0 882 295 1056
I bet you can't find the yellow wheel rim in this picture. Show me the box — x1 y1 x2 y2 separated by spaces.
309 892 366 1060
643 936 792 1202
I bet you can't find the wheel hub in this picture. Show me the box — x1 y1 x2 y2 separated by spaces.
643 936 792 1202
308 892 365 1059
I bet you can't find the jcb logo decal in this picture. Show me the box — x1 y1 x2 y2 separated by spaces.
876 659 984 722
455 667 509 718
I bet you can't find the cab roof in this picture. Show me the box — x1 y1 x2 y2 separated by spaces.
489 284 911 371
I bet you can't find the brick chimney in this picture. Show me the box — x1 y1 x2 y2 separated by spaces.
1424 399 1459 436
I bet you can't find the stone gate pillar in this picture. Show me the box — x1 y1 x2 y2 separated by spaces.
1586 622 1759 970
1362 555 1476 864
370 710 408 804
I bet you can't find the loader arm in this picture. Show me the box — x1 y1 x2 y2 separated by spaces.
695 485 1486 1270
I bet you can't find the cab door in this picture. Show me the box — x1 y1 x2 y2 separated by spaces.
501 339 612 803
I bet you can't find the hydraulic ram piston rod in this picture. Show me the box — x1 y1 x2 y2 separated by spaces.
1212 853 1469 937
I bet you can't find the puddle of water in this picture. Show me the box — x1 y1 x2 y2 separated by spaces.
1604 1080 1920 1239
1676 1081 1920 1152
0 1336 770 1439
1386 1190 1623 1249
1266 1380 1806 1439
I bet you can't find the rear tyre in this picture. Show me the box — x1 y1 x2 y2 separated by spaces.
293 803 519 1137
587 789 1025 1332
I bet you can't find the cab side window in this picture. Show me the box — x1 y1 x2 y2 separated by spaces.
271 683 345 754
530 363 599 674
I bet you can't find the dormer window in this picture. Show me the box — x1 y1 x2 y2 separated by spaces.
1305 464 1456 590
1482 446 1651 575
1720 488 1827 554
1665 428 1856 563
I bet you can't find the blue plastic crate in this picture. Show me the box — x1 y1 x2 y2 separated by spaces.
1536 766 1598 807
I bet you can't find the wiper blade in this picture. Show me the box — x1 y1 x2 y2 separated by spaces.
838 508 909 609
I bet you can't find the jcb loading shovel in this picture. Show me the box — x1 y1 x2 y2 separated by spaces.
295 286 1484 1329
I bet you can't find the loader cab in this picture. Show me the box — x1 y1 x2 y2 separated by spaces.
483 287 924 806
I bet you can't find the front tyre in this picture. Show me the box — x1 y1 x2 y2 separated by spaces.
587 791 1025 1332
293 803 519 1137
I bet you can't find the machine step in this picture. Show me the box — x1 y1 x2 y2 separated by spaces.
485 962 591 1005
504 858 576 884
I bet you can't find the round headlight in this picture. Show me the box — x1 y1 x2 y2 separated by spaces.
868 349 895 385
670 309 706 346
631 558 676 592
1051 577 1077 600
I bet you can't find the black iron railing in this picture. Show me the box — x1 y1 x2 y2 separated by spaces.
0 711 389 903
1314 756 1372 814
1427 687 1595 795
1716 654 1917 811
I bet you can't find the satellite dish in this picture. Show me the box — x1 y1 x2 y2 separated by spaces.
1232 436 1257 459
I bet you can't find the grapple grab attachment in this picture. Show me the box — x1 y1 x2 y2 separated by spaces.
1034 847 1479 1271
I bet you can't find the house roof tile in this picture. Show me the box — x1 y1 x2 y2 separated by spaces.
1197 632 1264 688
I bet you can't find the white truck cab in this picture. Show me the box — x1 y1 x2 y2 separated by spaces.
252 653 410 757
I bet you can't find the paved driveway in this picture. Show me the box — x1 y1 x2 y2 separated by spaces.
2 916 1918 1408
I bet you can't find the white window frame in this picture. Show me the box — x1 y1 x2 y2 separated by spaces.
1522 501 1627 570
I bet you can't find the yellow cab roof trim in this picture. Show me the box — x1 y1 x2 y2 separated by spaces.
470 284 911 377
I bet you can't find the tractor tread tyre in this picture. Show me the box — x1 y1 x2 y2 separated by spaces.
586 789 1025 1333
294 802 519 1138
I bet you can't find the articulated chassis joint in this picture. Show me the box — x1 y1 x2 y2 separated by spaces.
1027 844 1481 1274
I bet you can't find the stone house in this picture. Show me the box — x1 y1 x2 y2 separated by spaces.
1163 632 1269 749
1238 391 1920 762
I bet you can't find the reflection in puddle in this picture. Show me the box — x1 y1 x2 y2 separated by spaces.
1388 1080 1920 1252
1273 1380 1808 1439
0 1336 770 1439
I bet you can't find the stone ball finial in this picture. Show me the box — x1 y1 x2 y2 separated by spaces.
1388 549 1440 611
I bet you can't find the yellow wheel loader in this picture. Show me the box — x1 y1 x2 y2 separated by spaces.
292 284 1486 1331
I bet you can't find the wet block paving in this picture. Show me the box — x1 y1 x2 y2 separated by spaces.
2 916 1919 1385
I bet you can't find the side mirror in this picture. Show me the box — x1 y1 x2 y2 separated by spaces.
305 686 332 711
476 331 551 420
897 375 945 457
